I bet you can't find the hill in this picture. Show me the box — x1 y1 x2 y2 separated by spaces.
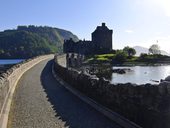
0 25 79 59
133 46 170 56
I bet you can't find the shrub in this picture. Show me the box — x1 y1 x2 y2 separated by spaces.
114 51 127 63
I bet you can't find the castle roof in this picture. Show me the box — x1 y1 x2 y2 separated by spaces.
92 23 110 34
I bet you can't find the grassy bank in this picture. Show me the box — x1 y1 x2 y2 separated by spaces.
85 53 170 66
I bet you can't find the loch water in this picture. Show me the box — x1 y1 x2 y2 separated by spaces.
0 59 24 65
111 66 170 85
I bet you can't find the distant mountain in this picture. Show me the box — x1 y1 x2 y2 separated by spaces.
160 50 170 56
0 26 79 59
133 46 170 56
133 46 148 56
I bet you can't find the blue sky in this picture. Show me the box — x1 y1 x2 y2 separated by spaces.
1 0 170 52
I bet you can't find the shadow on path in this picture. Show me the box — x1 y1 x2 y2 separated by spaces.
40 60 120 128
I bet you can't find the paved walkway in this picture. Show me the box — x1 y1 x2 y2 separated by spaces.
8 59 121 128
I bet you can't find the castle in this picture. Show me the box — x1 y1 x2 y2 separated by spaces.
63 23 113 55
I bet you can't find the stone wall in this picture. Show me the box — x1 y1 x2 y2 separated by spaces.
54 55 170 128
0 54 53 128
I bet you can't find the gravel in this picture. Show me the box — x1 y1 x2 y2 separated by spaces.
8 59 121 128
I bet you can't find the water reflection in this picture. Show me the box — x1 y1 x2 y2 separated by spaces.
111 66 170 84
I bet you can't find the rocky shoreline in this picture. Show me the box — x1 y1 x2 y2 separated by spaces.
112 68 132 74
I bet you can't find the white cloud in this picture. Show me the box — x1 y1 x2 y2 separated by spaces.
125 30 134 33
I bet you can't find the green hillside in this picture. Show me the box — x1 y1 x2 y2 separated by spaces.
0 25 79 59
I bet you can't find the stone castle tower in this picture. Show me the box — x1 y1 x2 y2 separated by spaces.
64 23 113 54
92 23 113 52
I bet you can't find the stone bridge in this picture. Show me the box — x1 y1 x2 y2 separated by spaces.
0 54 123 128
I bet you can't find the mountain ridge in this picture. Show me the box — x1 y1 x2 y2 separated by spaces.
133 46 170 56
0 25 79 59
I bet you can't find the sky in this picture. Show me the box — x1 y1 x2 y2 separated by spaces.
0 0 170 53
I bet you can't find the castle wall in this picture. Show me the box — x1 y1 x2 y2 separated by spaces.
63 23 113 54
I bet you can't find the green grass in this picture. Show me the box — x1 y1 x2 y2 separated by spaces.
96 57 109 61
85 54 115 63
126 56 138 61
95 54 115 60
95 54 115 58
85 53 170 65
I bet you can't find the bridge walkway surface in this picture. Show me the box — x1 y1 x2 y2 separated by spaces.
7 58 121 128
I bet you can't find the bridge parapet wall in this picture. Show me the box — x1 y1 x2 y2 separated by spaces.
0 54 53 128
54 54 170 128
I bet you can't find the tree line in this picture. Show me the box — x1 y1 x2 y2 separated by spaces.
113 44 169 63
0 25 79 59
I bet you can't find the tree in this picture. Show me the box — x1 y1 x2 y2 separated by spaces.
149 44 161 55
123 46 136 57
115 50 127 63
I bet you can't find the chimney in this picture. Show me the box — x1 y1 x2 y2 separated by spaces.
102 23 106 27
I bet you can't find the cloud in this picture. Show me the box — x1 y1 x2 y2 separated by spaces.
125 30 134 33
